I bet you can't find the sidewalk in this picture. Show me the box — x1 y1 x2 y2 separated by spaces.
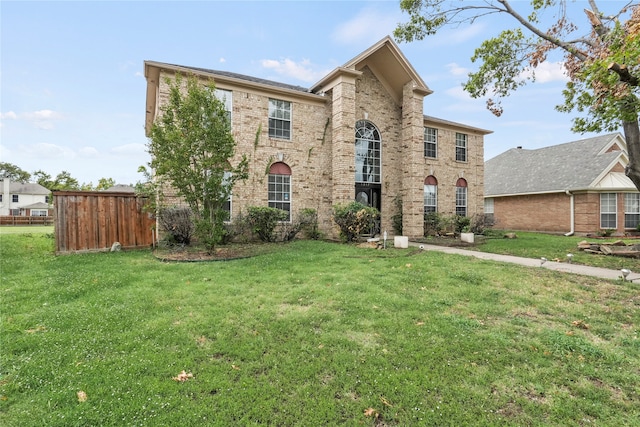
412 243 640 282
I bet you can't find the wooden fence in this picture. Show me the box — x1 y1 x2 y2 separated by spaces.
0 216 54 225
54 191 156 254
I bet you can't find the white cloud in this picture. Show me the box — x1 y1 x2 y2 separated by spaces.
332 7 401 45
110 143 146 155
445 63 470 77
219 57 226 63
20 142 75 159
1 109 64 130
520 61 568 83
260 58 329 83
0 111 18 120
79 147 100 157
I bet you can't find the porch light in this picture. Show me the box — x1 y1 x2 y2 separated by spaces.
621 269 631 281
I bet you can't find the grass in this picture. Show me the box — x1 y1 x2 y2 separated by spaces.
474 230 640 271
1 228 639 426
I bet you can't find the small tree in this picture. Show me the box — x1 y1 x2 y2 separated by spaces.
147 73 248 253
0 162 31 183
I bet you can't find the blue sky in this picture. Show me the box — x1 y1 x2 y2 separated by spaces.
0 0 629 186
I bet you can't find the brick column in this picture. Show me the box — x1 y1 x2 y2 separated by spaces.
331 77 357 207
401 82 427 238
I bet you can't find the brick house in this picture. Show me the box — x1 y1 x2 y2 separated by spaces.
144 36 491 239
484 133 640 235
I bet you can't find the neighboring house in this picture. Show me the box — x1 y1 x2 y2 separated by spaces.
144 36 491 239
105 184 136 193
0 178 52 216
484 133 640 235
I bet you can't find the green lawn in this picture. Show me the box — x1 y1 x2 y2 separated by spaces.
1 230 639 426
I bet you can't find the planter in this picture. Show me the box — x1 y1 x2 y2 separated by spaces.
460 232 474 243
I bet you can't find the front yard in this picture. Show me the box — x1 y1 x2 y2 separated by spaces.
1 230 639 425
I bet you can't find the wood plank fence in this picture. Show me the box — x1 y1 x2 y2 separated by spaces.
54 191 156 254
0 216 54 225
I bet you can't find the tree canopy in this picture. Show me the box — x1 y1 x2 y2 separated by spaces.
395 0 640 189
147 73 249 252
0 162 31 183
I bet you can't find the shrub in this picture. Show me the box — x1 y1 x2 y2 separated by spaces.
246 206 288 242
280 208 320 242
424 212 442 236
469 213 494 235
332 201 380 242
391 196 403 235
454 215 471 234
300 208 321 240
158 207 194 245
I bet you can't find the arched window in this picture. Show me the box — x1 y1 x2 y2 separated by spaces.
456 178 467 217
355 120 381 183
424 175 438 214
268 162 291 221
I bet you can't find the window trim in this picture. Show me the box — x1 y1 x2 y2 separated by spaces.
355 120 382 184
424 127 437 158
214 88 233 127
268 98 292 140
424 175 437 214
455 132 467 162
455 178 467 217
600 192 617 229
268 162 292 222
624 193 639 229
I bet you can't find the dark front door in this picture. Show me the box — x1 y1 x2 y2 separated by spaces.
355 183 381 211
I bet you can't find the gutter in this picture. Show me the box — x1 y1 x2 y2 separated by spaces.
565 190 575 236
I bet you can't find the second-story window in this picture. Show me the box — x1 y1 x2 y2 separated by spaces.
269 99 291 140
214 89 233 125
455 133 467 162
424 127 437 158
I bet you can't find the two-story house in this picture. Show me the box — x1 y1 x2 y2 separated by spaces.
144 36 491 239
1 178 52 216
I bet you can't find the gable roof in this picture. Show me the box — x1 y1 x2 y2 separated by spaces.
311 36 432 103
7 181 50 195
485 133 631 197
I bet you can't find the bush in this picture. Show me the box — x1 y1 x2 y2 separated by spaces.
454 215 471 234
158 207 194 245
280 208 320 242
332 201 380 242
391 196 403 235
424 212 442 236
246 206 288 242
469 213 494 235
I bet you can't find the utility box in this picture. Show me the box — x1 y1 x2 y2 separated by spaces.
394 236 409 248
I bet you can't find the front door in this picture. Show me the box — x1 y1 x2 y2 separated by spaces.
355 183 381 236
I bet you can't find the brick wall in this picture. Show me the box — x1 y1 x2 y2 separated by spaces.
154 67 487 239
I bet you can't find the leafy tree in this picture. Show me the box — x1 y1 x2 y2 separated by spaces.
395 1 640 189
0 162 31 183
147 73 249 253
33 170 80 191
96 177 116 191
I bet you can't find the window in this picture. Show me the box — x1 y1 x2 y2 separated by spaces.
0 194 2 202
456 178 467 217
484 198 494 214
12 195 18 203
624 193 640 228
268 99 291 139
268 162 291 221
214 89 233 124
45 195 50 203
31 210 48 217
455 133 467 162
355 120 381 183
424 175 438 214
600 193 617 229
424 127 437 158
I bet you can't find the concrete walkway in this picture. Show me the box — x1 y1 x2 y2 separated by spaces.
412 243 640 282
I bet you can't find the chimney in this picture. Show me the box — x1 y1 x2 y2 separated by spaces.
2 177 10 216
516 146 522 149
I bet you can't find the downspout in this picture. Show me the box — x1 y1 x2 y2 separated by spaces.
564 190 575 236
